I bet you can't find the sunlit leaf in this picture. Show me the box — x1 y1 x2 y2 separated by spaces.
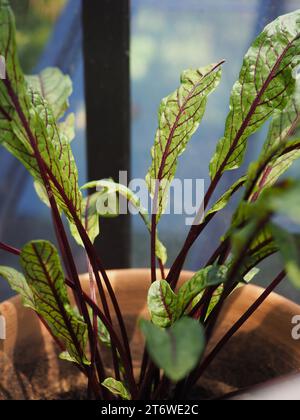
245 78 300 202
102 378 131 400
210 11 300 179
70 192 100 246
20 240 89 365
26 67 72 120
147 280 178 328
264 77 300 153
0 266 35 310
82 179 168 264
58 113 75 143
147 62 223 222
177 265 227 316
0 2 82 222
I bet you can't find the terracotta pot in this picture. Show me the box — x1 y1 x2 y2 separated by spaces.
0 268 300 400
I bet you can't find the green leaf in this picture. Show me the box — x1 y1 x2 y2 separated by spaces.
146 62 223 222
147 280 178 328
226 182 300 278
26 67 72 120
232 223 277 278
33 180 51 208
243 267 260 283
97 317 111 348
0 3 82 222
177 265 227 316
206 177 246 219
264 77 300 154
210 10 300 179
20 240 89 365
95 188 119 218
102 378 131 400
245 76 300 202
192 284 225 320
267 181 300 224
246 140 300 203
0 1 25 97
271 224 300 288
87 307 111 348
58 113 75 143
82 179 168 264
0 266 35 310
59 351 77 363
26 91 82 220
140 317 205 382
70 192 101 246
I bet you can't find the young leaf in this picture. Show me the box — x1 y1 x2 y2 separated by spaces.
140 317 205 382
147 280 178 328
58 113 75 143
205 177 246 219
70 192 101 246
246 140 300 203
33 180 51 208
102 378 131 400
210 10 300 179
192 283 225 320
97 317 111 348
0 266 35 310
87 307 111 348
82 179 168 264
243 267 260 283
146 62 223 222
271 224 300 288
177 265 227 316
20 240 89 365
26 67 72 120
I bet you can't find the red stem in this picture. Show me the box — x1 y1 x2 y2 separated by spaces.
4 78 107 397
0 241 20 256
183 270 286 395
167 36 298 289
45 166 133 371
66 278 138 399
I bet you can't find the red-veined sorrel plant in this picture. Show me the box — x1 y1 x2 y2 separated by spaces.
1 0 300 400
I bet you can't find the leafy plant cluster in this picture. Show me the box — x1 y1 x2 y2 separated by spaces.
1 0 300 400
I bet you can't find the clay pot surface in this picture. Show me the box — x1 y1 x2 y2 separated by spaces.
0 269 300 400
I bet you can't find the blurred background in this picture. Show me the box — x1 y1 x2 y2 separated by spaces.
0 0 300 302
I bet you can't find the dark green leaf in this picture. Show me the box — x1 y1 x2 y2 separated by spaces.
140 317 205 382
271 224 300 288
